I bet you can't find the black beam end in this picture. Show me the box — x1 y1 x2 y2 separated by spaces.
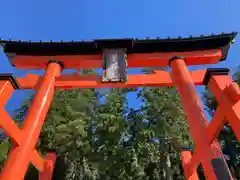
168 56 185 66
203 68 230 85
180 145 193 151
48 60 64 71
47 148 57 153
0 73 20 89
220 44 231 61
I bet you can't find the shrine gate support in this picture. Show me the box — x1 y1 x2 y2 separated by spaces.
0 32 238 180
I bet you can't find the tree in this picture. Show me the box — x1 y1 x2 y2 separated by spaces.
0 139 11 170
135 86 192 180
89 87 142 180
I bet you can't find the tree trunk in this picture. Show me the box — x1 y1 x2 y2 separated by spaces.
165 153 173 180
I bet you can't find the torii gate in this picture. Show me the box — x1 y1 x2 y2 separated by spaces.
0 32 239 180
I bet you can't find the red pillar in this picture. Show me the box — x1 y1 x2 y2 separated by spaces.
0 81 14 108
180 151 198 180
0 61 62 180
207 73 240 141
39 152 57 180
0 74 19 109
169 57 232 180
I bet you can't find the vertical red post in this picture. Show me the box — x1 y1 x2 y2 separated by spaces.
0 81 14 108
39 152 57 180
169 57 232 180
0 61 62 180
207 73 240 141
0 74 19 109
180 151 198 180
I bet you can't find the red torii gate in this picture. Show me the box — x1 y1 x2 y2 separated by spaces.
0 32 239 180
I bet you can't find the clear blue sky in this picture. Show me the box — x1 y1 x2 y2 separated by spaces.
1 0 240 117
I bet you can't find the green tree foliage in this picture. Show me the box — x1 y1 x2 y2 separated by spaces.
0 69 193 180
0 139 10 169
136 86 192 180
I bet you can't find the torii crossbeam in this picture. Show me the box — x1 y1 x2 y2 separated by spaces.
0 32 239 180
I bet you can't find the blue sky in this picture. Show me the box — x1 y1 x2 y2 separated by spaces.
1 0 240 118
